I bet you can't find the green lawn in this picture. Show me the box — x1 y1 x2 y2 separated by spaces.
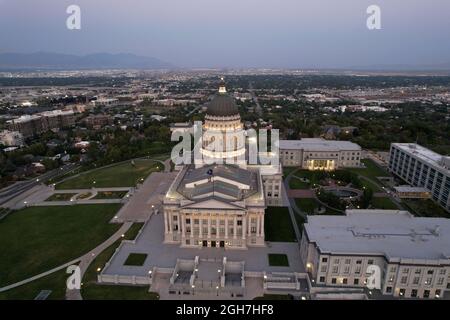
0 204 122 287
282 167 299 178
45 193 76 201
94 191 128 200
288 177 310 189
124 253 148 266
264 207 296 242
56 159 161 189
0 268 71 300
402 199 450 218
347 159 389 180
82 284 159 300
295 198 342 215
268 254 289 267
370 197 399 210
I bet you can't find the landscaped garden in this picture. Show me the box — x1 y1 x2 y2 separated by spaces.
264 207 296 242
0 204 122 287
56 159 161 189
45 193 77 201
94 191 128 200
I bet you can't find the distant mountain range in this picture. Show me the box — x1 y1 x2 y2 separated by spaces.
0 52 174 70
347 62 450 72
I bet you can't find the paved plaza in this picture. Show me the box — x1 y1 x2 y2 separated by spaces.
102 212 304 277
113 171 178 222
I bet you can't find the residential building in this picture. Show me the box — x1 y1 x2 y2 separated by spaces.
6 110 75 138
0 130 24 146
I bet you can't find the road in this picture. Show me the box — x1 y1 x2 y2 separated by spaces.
0 163 78 206
248 82 263 116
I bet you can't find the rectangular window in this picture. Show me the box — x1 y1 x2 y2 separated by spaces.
322 257 328 263
331 278 337 284
354 279 359 285
411 289 417 298
319 276 325 283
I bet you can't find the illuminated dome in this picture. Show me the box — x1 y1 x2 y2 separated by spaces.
206 80 239 117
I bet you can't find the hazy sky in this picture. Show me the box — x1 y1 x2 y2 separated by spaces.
1 0 450 68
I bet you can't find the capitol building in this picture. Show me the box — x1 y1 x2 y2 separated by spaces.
163 81 283 249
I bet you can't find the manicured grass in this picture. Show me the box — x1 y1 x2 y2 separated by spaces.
295 198 342 215
82 284 159 300
0 269 70 300
402 199 450 218
347 159 389 180
361 179 382 193
124 253 148 266
370 197 399 210
254 294 294 300
0 204 122 287
268 254 289 267
45 193 76 201
264 207 296 242
282 167 298 178
56 159 161 189
94 191 128 200
289 177 310 189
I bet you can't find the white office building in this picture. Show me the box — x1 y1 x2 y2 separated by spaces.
389 143 450 212
279 138 362 170
300 209 450 299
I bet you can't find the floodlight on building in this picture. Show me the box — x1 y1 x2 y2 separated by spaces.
121 234 125 238
218 269 221 273
301 296 306 300
192 285 195 288
97 267 101 272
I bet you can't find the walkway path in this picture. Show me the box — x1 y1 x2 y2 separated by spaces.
0 258 81 293
66 222 133 300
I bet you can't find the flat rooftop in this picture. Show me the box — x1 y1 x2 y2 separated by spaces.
394 186 430 193
280 138 361 152
304 209 450 263
392 143 450 172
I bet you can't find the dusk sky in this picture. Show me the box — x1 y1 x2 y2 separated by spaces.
1 0 450 68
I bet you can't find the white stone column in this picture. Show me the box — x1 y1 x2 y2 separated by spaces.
257 215 260 236
199 217 203 238
233 216 237 239
164 211 169 233
243 216 247 240
191 214 195 240
216 216 220 239
181 214 186 239
208 215 211 238
168 211 173 233
261 213 265 237
225 218 228 239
